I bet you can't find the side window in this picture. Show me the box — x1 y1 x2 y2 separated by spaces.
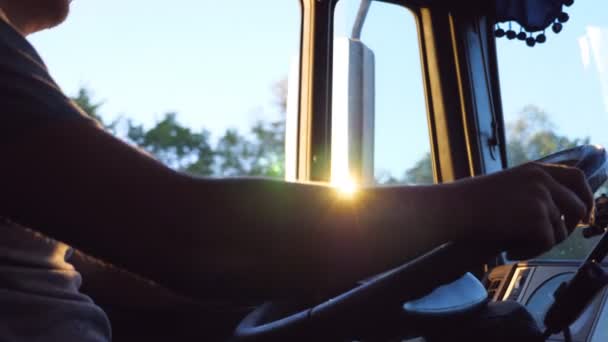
496 2 607 259
31 1 302 179
332 0 432 187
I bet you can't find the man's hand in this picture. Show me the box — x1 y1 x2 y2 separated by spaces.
459 162 594 260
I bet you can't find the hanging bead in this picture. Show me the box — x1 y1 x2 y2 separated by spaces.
526 35 536 47
493 10 569 48
553 22 563 33
495 24 505 37
517 29 527 41
505 22 516 40
536 33 547 43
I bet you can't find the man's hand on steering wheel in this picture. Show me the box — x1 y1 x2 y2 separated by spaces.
459 162 594 260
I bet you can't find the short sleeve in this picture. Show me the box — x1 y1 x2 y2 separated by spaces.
0 18 94 141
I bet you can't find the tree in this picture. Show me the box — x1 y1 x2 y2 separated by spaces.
400 105 589 185
70 78 288 178
209 80 286 177
126 113 215 175
374 170 401 185
214 122 285 178
403 153 433 185
273 78 288 115
248 120 285 177
214 129 250 176
72 88 119 134
506 105 589 166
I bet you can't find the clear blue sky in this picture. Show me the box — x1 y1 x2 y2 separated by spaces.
497 0 608 151
28 0 608 178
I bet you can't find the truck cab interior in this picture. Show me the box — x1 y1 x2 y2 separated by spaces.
37 0 608 341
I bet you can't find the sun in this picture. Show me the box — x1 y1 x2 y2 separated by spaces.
332 176 359 198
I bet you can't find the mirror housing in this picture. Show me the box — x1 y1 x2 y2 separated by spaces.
331 37 375 188
284 36 376 186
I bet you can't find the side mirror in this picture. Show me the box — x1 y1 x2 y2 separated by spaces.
285 0 376 186
331 37 376 188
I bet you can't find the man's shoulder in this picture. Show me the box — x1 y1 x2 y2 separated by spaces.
0 14 46 74
0 14 95 141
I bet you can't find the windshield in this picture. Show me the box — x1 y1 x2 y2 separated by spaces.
496 1 608 260
31 1 302 179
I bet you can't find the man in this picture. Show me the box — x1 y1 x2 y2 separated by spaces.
0 0 595 340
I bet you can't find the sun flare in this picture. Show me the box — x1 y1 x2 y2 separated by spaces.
332 176 359 198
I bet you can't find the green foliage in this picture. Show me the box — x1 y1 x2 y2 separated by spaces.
506 105 589 166
249 121 286 177
375 170 401 185
72 88 119 133
70 83 286 178
213 120 285 177
399 105 590 186
403 153 433 185
72 88 103 122
126 113 215 175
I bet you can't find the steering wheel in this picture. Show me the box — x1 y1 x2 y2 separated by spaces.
536 144 608 192
538 146 608 337
233 145 608 342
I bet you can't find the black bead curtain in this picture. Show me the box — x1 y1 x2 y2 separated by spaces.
494 0 575 47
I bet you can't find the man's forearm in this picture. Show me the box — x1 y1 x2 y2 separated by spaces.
179 177 468 298
0 121 465 300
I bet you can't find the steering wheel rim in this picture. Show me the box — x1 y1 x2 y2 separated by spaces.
234 242 496 341
233 145 608 342
537 145 608 192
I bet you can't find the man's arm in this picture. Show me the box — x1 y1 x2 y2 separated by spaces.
0 120 593 300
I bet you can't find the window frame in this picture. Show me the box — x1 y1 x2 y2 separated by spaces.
296 1 505 184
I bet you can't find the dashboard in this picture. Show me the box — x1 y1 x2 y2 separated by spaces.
486 262 608 342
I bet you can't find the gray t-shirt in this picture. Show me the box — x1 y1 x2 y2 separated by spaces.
0 18 111 341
